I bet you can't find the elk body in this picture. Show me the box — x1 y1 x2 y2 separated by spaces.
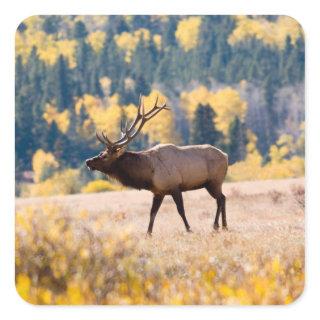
86 96 228 235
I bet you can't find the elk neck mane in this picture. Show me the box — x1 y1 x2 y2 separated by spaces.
108 151 154 190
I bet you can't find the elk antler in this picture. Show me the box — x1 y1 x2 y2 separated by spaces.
96 94 170 151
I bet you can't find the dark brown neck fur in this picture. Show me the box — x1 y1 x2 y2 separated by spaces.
108 151 154 190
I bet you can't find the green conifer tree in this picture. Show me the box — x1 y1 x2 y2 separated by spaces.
42 16 61 35
228 116 247 164
162 16 178 47
190 104 223 146
74 20 88 39
75 39 94 95
53 55 72 111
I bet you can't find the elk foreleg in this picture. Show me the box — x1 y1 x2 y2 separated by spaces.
147 194 164 236
171 190 192 232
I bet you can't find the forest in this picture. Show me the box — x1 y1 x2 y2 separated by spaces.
15 15 305 196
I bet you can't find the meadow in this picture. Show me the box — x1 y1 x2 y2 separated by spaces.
15 178 304 305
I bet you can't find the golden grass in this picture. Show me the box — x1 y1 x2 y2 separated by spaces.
15 178 304 305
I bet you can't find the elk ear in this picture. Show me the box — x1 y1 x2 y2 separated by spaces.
115 147 126 157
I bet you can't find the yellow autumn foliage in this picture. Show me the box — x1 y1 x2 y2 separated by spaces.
229 16 303 49
93 105 122 140
114 28 151 62
269 132 303 164
211 87 247 136
16 26 77 67
153 34 162 50
81 179 122 193
99 77 112 96
15 202 304 304
22 169 81 197
23 15 43 31
75 91 177 145
175 16 202 51
140 90 177 144
32 149 59 183
87 31 106 53
228 131 304 181
75 94 102 115
43 104 70 133
16 273 32 302
75 94 123 140
181 85 247 136
114 31 136 55
124 103 139 120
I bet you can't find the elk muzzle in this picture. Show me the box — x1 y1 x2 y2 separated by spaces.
86 156 100 171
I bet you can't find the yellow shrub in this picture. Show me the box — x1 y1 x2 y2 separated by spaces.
81 180 122 193
15 203 304 304
23 169 81 197
228 151 304 182
228 130 304 181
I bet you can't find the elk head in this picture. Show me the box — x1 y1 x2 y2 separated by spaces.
85 95 169 173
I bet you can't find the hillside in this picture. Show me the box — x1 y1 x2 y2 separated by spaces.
15 15 304 195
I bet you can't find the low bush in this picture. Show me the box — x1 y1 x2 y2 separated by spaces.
21 169 81 197
81 179 122 193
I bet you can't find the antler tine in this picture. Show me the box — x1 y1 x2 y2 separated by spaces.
96 131 107 145
139 95 145 117
163 103 171 110
138 93 142 108
120 119 128 134
95 94 170 150
126 95 144 132
143 95 167 118
114 95 170 148
144 100 169 120
95 130 114 148
120 119 124 133
100 95 144 148
101 130 115 147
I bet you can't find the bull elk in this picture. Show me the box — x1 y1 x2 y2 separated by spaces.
86 95 228 235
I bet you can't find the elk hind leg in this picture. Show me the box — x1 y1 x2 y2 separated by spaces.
206 184 223 231
171 190 192 232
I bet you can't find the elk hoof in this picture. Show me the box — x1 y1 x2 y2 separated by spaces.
213 224 219 231
222 226 228 231
187 228 193 233
146 232 152 238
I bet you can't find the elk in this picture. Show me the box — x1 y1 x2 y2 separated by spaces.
85 95 228 235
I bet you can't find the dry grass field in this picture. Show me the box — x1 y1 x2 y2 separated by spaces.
15 178 304 305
